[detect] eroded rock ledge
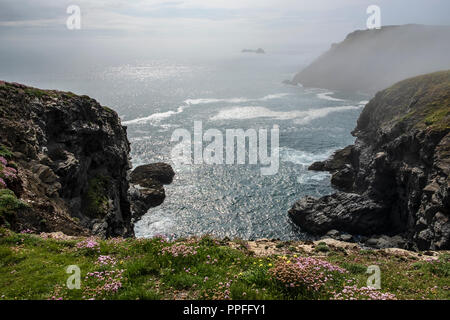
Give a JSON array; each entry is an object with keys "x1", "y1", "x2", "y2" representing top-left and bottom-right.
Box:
[
  {"x1": 0, "y1": 81, "x2": 173, "y2": 238},
  {"x1": 128, "y1": 163, "x2": 175, "y2": 222},
  {"x1": 289, "y1": 71, "x2": 450, "y2": 250}
]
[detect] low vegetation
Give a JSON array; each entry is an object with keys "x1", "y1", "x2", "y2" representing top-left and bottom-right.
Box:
[
  {"x1": 0, "y1": 229, "x2": 448, "y2": 300},
  {"x1": 82, "y1": 176, "x2": 110, "y2": 218}
]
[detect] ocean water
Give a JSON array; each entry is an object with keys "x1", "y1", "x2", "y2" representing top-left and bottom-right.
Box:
[{"x1": 0, "y1": 54, "x2": 370, "y2": 240}]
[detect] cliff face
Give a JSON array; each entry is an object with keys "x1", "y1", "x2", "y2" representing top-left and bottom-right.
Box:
[
  {"x1": 0, "y1": 81, "x2": 172, "y2": 237},
  {"x1": 292, "y1": 25, "x2": 450, "y2": 93},
  {"x1": 289, "y1": 71, "x2": 450, "y2": 250}
]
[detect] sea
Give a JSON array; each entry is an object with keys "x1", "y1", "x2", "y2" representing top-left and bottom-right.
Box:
[{"x1": 0, "y1": 53, "x2": 370, "y2": 241}]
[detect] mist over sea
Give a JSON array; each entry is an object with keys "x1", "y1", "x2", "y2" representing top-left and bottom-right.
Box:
[{"x1": 0, "y1": 53, "x2": 370, "y2": 240}]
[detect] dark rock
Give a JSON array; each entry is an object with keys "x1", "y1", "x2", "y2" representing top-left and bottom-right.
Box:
[
  {"x1": 308, "y1": 161, "x2": 325, "y2": 171},
  {"x1": 128, "y1": 163, "x2": 175, "y2": 221},
  {"x1": 323, "y1": 229, "x2": 354, "y2": 242},
  {"x1": 289, "y1": 193, "x2": 389, "y2": 235},
  {"x1": 0, "y1": 82, "x2": 133, "y2": 237},
  {"x1": 364, "y1": 235, "x2": 407, "y2": 249},
  {"x1": 289, "y1": 71, "x2": 450, "y2": 250},
  {"x1": 0, "y1": 81, "x2": 174, "y2": 238},
  {"x1": 130, "y1": 163, "x2": 175, "y2": 185},
  {"x1": 326, "y1": 229, "x2": 340, "y2": 238},
  {"x1": 330, "y1": 166, "x2": 355, "y2": 191},
  {"x1": 309, "y1": 145, "x2": 355, "y2": 173},
  {"x1": 339, "y1": 233, "x2": 353, "y2": 242}
]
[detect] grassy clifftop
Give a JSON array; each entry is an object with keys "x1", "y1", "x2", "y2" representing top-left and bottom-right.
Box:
[
  {"x1": 0, "y1": 229, "x2": 449, "y2": 300},
  {"x1": 356, "y1": 70, "x2": 450, "y2": 135}
]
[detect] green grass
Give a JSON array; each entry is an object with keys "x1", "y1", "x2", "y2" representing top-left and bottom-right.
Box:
[
  {"x1": 366, "y1": 70, "x2": 450, "y2": 134},
  {"x1": 0, "y1": 189, "x2": 28, "y2": 226},
  {"x1": 0, "y1": 230, "x2": 448, "y2": 300},
  {"x1": 423, "y1": 105, "x2": 450, "y2": 130},
  {"x1": 0, "y1": 145, "x2": 12, "y2": 159},
  {"x1": 315, "y1": 242, "x2": 330, "y2": 253},
  {"x1": 82, "y1": 176, "x2": 110, "y2": 218},
  {"x1": 102, "y1": 106, "x2": 116, "y2": 114},
  {"x1": 23, "y1": 87, "x2": 54, "y2": 99}
]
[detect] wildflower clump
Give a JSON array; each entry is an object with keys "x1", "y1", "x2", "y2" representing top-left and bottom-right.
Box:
[
  {"x1": 333, "y1": 286, "x2": 397, "y2": 300},
  {"x1": 161, "y1": 243, "x2": 198, "y2": 258},
  {"x1": 96, "y1": 255, "x2": 117, "y2": 267},
  {"x1": 0, "y1": 156, "x2": 17, "y2": 189},
  {"x1": 0, "y1": 154, "x2": 26, "y2": 226},
  {"x1": 83, "y1": 269, "x2": 125, "y2": 299},
  {"x1": 269, "y1": 256, "x2": 347, "y2": 299},
  {"x1": 76, "y1": 237, "x2": 100, "y2": 253}
]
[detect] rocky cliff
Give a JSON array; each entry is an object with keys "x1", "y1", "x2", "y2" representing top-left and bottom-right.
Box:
[
  {"x1": 289, "y1": 71, "x2": 450, "y2": 250},
  {"x1": 291, "y1": 25, "x2": 450, "y2": 93},
  {"x1": 0, "y1": 81, "x2": 173, "y2": 237}
]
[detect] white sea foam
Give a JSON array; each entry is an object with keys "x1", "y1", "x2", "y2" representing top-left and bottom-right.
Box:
[
  {"x1": 129, "y1": 135, "x2": 154, "y2": 142},
  {"x1": 316, "y1": 91, "x2": 346, "y2": 102},
  {"x1": 123, "y1": 93, "x2": 291, "y2": 125},
  {"x1": 134, "y1": 210, "x2": 175, "y2": 238},
  {"x1": 297, "y1": 172, "x2": 331, "y2": 184},
  {"x1": 359, "y1": 100, "x2": 370, "y2": 105},
  {"x1": 184, "y1": 93, "x2": 290, "y2": 105},
  {"x1": 122, "y1": 106, "x2": 185, "y2": 125},
  {"x1": 293, "y1": 105, "x2": 362, "y2": 125},
  {"x1": 279, "y1": 147, "x2": 334, "y2": 166},
  {"x1": 210, "y1": 105, "x2": 362, "y2": 123}
]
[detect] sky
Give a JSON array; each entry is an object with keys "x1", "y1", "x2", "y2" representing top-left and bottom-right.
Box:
[{"x1": 0, "y1": 0, "x2": 449, "y2": 69}]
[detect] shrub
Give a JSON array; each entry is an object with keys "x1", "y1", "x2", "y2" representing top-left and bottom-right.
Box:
[
  {"x1": 239, "y1": 267, "x2": 271, "y2": 288},
  {"x1": 0, "y1": 145, "x2": 12, "y2": 159},
  {"x1": 83, "y1": 176, "x2": 110, "y2": 218},
  {"x1": 315, "y1": 242, "x2": 330, "y2": 253},
  {"x1": 342, "y1": 262, "x2": 367, "y2": 274},
  {"x1": 269, "y1": 256, "x2": 347, "y2": 299},
  {"x1": 75, "y1": 237, "x2": 100, "y2": 256},
  {"x1": 0, "y1": 189, "x2": 28, "y2": 224},
  {"x1": 161, "y1": 243, "x2": 198, "y2": 258},
  {"x1": 0, "y1": 155, "x2": 18, "y2": 189},
  {"x1": 83, "y1": 269, "x2": 125, "y2": 299},
  {"x1": 333, "y1": 285, "x2": 397, "y2": 300},
  {"x1": 414, "y1": 255, "x2": 450, "y2": 277}
]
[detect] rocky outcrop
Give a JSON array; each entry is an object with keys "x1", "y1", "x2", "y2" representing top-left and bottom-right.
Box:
[
  {"x1": 130, "y1": 163, "x2": 175, "y2": 185},
  {"x1": 0, "y1": 81, "x2": 173, "y2": 237},
  {"x1": 289, "y1": 71, "x2": 450, "y2": 250},
  {"x1": 128, "y1": 163, "x2": 175, "y2": 221},
  {"x1": 290, "y1": 193, "x2": 389, "y2": 235},
  {"x1": 291, "y1": 25, "x2": 450, "y2": 93}
]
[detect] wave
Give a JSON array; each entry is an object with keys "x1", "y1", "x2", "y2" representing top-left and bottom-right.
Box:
[
  {"x1": 122, "y1": 106, "x2": 185, "y2": 125},
  {"x1": 297, "y1": 172, "x2": 331, "y2": 184},
  {"x1": 184, "y1": 93, "x2": 291, "y2": 105},
  {"x1": 124, "y1": 93, "x2": 292, "y2": 125},
  {"x1": 134, "y1": 210, "x2": 176, "y2": 238},
  {"x1": 210, "y1": 105, "x2": 362, "y2": 123},
  {"x1": 279, "y1": 147, "x2": 333, "y2": 166},
  {"x1": 293, "y1": 105, "x2": 362, "y2": 124},
  {"x1": 316, "y1": 91, "x2": 346, "y2": 102}
]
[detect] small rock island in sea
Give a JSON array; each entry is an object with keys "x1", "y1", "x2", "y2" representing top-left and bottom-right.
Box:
[{"x1": 241, "y1": 48, "x2": 265, "y2": 54}]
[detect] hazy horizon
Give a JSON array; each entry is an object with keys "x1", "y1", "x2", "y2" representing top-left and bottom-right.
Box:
[{"x1": 1, "y1": 0, "x2": 449, "y2": 78}]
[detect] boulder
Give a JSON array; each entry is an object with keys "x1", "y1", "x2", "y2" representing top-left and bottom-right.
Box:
[
  {"x1": 128, "y1": 163, "x2": 175, "y2": 221},
  {"x1": 130, "y1": 163, "x2": 175, "y2": 185},
  {"x1": 289, "y1": 193, "x2": 389, "y2": 235}
]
